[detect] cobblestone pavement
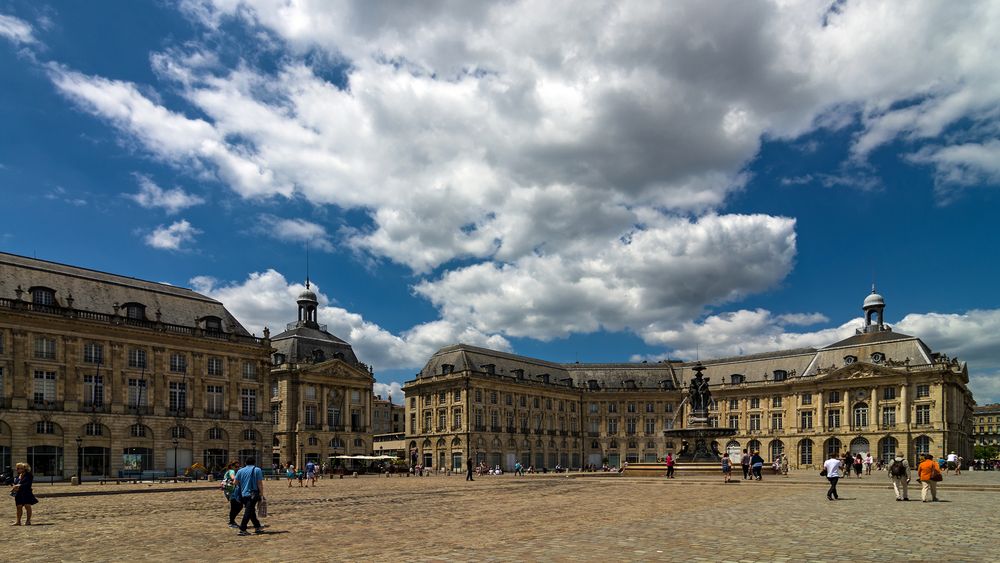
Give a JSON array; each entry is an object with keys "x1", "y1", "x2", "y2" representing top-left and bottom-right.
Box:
[{"x1": 4, "y1": 470, "x2": 999, "y2": 561}]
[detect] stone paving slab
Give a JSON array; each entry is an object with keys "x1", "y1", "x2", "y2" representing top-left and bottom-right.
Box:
[{"x1": 3, "y1": 471, "x2": 998, "y2": 561}]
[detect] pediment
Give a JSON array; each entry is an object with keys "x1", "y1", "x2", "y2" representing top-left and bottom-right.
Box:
[
  {"x1": 821, "y1": 362, "x2": 903, "y2": 381},
  {"x1": 297, "y1": 359, "x2": 373, "y2": 381}
]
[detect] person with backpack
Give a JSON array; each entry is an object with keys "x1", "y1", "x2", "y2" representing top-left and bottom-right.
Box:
[
  {"x1": 887, "y1": 452, "x2": 910, "y2": 501},
  {"x1": 222, "y1": 460, "x2": 243, "y2": 527}
]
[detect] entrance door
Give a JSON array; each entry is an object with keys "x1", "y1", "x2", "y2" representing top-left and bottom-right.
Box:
[
  {"x1": 726, "y1": 441, "x2": 742, "y2": 460},
  {"x1": 165, "y1": 448, "x2": 193, "y2": 475}
]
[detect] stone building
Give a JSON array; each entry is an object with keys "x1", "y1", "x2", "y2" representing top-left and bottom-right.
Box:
[
  {"x1": 971, "y1": 403, "x2": 1000, "y2": 448},
  {"x1": 403, "y1": 288, "x2": 974, "y2": 470},
  {"x1": 268, "y1": 282, "x2": 375, "y2": 469},
  {"x1": 0, "y1": 252, "x2": 272, "y2": 478},
  {"x1": 373, "y1": 395, "x2": 405, "y2": 435}
]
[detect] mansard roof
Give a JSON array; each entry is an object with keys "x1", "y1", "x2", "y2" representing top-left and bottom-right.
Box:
[
  {"x1": 0, "y1": 251, "x2": 251, "y2": 335},
  {"x1": 270, "y1": 323, "x2": 359, "y2": 366}
]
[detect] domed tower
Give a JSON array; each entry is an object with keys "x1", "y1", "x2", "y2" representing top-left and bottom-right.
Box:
[
  {"x1": 862, "y1": 284, "x2": 886, "y2": 333},
  {"x1": 296, "y1": 280, "x2": 319, "y2": 328}
]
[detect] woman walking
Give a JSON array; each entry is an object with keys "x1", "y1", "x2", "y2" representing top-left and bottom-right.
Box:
[
  {"x1": 285, "y1": 463, "x2": 295, "y2": 487},
  {"x1": 853, "y1": 454, "x2": 863, "y2": 478},
  {"x1": 721, "y1": 453, "x2": 732, "y2": 483},
  {"x1": 10, "y1": 463, "x2": 38, "y2": 525},
  {"x1": 917, "y1": 453, "x2": 943, "y2": 502},
  {"x1": 223, "y1": 461, "x2": 243, "y2": 528},
  {"x1": 823, "y1": 454, "x2": 843, "y2": 501}
]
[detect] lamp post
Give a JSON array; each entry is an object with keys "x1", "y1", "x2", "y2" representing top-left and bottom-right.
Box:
[
  {"x1": 172, "y1": 437, "x2": 179, "y2": 480},
  {"x1": 76, "y1": 436, "x2": 83, "y2": 485},
  {"x1": 252, "y1": 440, "x2": 257, "y2": 465}
]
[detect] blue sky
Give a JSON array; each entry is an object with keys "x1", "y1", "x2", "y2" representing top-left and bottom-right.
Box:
[{"x1": 2, "y1": 1, "x2": 1000, "y2": 403}]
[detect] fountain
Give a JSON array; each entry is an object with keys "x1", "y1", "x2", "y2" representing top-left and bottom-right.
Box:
[{"x1": 621, "y1": 363, "x2": 736, "y2": 476}]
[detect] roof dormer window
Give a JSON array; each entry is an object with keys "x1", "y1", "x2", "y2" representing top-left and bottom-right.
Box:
[
  {"x1": 730, "y1": 374, "x2": 745, "y2": 385},
  {"x1": 773, "y1": 370, "x2": 787, "y2": 382},
  {"x1": 203, "y1": 316, "x2": 222, "y2": 332},
  {"x1": 31, "y1": 287, "x2": 56, "y2": 306},
  {"x1": 123, "y1": 302, "x2": 146, "y2": 320},
  {"x1": 844, "y1": 355, "x2": 857, "y2": 365},
  {"x1": 870, "y1": 352, "x2": 885, "y2": 364}
]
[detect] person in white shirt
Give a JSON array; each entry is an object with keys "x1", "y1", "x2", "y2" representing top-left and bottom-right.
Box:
[
  {"x1": 946, "y1": 452, "x2": 959, "y2": 475},
  {"x1": 823, "y1": 455, "x2": 844, "y2": 501}
]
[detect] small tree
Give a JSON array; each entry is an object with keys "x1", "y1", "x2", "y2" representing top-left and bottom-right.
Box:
[{"x1": 974, "y1": 444, "x2": 999, "y2": 460}]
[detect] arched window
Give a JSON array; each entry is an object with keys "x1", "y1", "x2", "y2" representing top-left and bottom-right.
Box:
[
  {"x1": 122, "y1": 302, "x2": 146, "y2": 320},
  {"x1": 799, "y1": 439, "x2": 814, "y2": 465},
  {"x1": 30, "y1": 287, "x2": 56, "y2": 306},
  {"x1": 853, "y1": 402, "x2": 869, "y2": 428},
  {"x1": 130, "y1": 424, "x2": 148, "y2": 438},
  {"x1": 825, "y1": 437, "x2": 842, "y2": 459},
  {"x1": 203, "y1": 316, "x2": 222, "y2": 332},
  {"x1": 590, "y1": 440, "x2": 599, "y2": 449},
  {"x1": 307, "y1": 436, "x2": 319, "y2": 446},
  {"x1": 769, "y1": 440, "x2": 784, "y2": 461},
  {"x1": 85, "y1": 422, "x2": 103, "y2": 436},
  {"x1": 329, "y1": 438, "x2": 344, "y2": 448},
  {"x1": 914, "y1": 435, "x2": 931, "y2": 456},
  {"x1": 609, "y1": 440, "x2": 618, "y2": 449},
  {"x1": 242, "y1": 429, "x2": 257, "y2": 442},
  {"x1": 170, "y1": 426, "x2": 188, "y2": 439},
  {"x1": 208, "y1": 427, "x2": 224, "y2": 440},
  {"x1": 747, "y1": 439, "x2": 761, "y2": 454},
  {"x1": 849, "y1": 437, "x2": 869, "y2": 456}
]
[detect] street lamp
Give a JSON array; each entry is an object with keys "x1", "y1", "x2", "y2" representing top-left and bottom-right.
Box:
[
  {"x1": 76, "y1": 436, "x2": 83, "y2": 484},
  {"x1": 172, "y1": 437, "x2": 179, "y2": 480}
]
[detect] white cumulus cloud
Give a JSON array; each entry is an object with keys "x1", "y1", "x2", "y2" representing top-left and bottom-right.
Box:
[
  {"x1": 127, "y1": 174, "x2": 205, "y2": 214},
  {"x1": 255, "y1": 214, "x2": 334, "y2": 251},
  {"x1": 145, "y1": 219, "x2": 201, "y2": 250},
  {"x1": 0, "y1": 13, "x2": 36, "y2": 45}
]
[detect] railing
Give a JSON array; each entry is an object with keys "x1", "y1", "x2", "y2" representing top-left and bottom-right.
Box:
[
  {"x1": 206, "y1": 410, "x2": 226, "y2": 419},
  {"x1": 30, "y1": 401, "x2": 64, "y2": 411},
  {"x1": 240, "y1": 414, "x2": 263, "y2": 422},
  {"x1": 127, "y1": 406, "x2": 151, "y2": 415},
  {"x1": 0, "y1": 297, "x2": 268, "y2": 346},
  {"x1": 305, "y1": 424, "x2": 323, "y2": 431},
  {"x1": 168, "y1": 408, "x2": 192, "y2": 417},
  {"x1": 80, "y1": 404, "x2": 110, "y2": 414},
  {"x1": 451, "y1": 424, "x2": 463, "y2": 431}
]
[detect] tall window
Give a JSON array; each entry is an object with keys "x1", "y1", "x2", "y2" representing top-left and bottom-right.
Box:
[
  {"x1": 750, "y1": 398, "x2": 760, "y2": 409},
  {"x1": 882, "y1": 386, "x2": 896, "y2": 400},
  {"x1": 626, "y1": 417, "x2": 638, "y2": 435},
  {"x1": 128, "y1": 379, "x2": 148, "y2": 406},
  {"x1": 169, "y1": 382, "x2": 187, "y2": 412},
  {"x1": 475, "y1": 389, "x2": 482, "y2": 402},
  {"x1": 800, "y1": 410, "x2": 813, "y2": 429},
  {"x1": 490, "y1": 391, "x2": 498, "y2": 404},
  {"x1": 327, "y1": 407, "x2": 341, "y2": 428},
  {"x1": 608, "y1": 402, "x2": 618, "y2": 413},
  {"x1": 207, "y1": 357, "x2": 224, "y2": 376},
  {"x1": 439, "y1": 410, "x2": 447, "y2": 429},
  {"x1": 627, "y1": 402, "x2": 636, "y2": 413},
  {"x1": 85, "y1": 422, "x2": 102, "y2": 436},
  {"x1": 772, "y1": 396, "x2": 782, "y2": 407},
  {"x1": 645, "y1": 402, "x2": 655, "y2": 413},
  {"x1": 749, "y1": 414, "x2": 761, "y2": 431},
  {"x1": 827, "y1": 409, "x2": 841, "y2": 429},
  {"x1": 241, "y1": 388, "x2": 257, "y2": 416},
  {"x1": 801, "y1": 393, "x2": 812, "y2": 405},
  {"x1": 453, "y1": 389, "x2": 462, "y2": 402},
  {"x1": 34, "y1": 337, "x2": 56, "y2": 360},
  {"x1": 853, "y1": 403, "x2": 869, "y2": 427},
  {"x1": 771, "y1": 413, "x2": 783, "y2": 430},
  {"x1": 242, "y1": 362, "x2": 257, "y2": 380},
  {"x1": 607, "y1": 418, "x2": 619, "y2": 434},
  {"x1": 32, "y1": 370, "x2": 56, "y2": 404},
  {"x1": 644, "y1": 418, "x2": 656, "y2": 434},
  {"x1": 828, "y1": 390, "x2": 841, "y2": 403},
  {"x1": 305, "y1": 405, "x2": 317, "y2": 426},
  {"x1": 304, "y1": 386, "x2": 317, "y2": 400},
  {"x1": 799, "y1": 439, "x2": 813, "y2": 465},
  {"x1": 454, "y1": 409, "x2": 462, "y2": 428},
  {"x1": 83, "y1": 374, "x2": 104, "y2": 407},
  {"x1": 271, "y1": 405, "x2": 280, "y2": 425},
  {"x1": 728, "y1": 415, "x2": 739, "y2": 429},
  {"x1": 206, "y1": 385, "x2": 224, "y2": 414},
  {"x1": 728, "y1": 399, "x2": 738, "y2": 410},
  {"x1": 128, "y1": 348, "x2": 147, "y2": 369},
  {"x1": 169, "y1": 353, "x2": 187, "y2": 373},
  {"x1": 208, "y1": 427, "x2": 224, "y2": 440},
  {"x1": 270, "y1": 381, "x2": 278, "y2": 398},
  {"x1": 916, "y1": 404, "x2": 931, "y2": 425},
  {"x1": 916, "y1": 384, "x2": 930, "y2": 398},
  {"x1": 36, "y1": 421, "x2": 55, "y2": 434},
  {"x1": 130, "y1": 424, "x2": 147, "y2": 437},
  {"x1": 882, "y1": 406, "x2": 897, "y2": 426},
  {"x1": 914, "y1": 435, "x2": 931, "y2": 456},
  {"x1": 423, "y1": 412, "x2": 431, "y2": 432},
  {"x1": 83, "y1": 342, "x2": 103, "y2": 364}
]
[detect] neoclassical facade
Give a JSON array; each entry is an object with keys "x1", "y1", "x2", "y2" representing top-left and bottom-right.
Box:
[
  {"x1": 972, "y1": 403, "x2": 1000, "y2": 448},
  {"x1": 0, "y1": 252, "x2": 272, "y2": 478},
  {"x1": 403, "y1": 289, "x2": 974, "y2": 470},
  {"x1": 269, "y1": 284, "x2": 375, "y2": 468}
]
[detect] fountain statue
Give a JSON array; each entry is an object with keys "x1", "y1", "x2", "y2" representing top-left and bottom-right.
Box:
[{"x1": 665, "y1": 363, "x2": 736, "y2": 463}]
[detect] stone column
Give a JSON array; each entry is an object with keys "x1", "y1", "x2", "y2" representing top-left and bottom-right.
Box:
[
  {"x1": 900, "y1": 384, "x2": 909, "y2": 426},
  {"x1": 870, "y1": 387, "x2": 878, "y2": 431},
  {"x1": 190, "y1": 352, "x2": 204, "y2": 417},
  {"x1": 817, "y1": 390, "x2": 825, "y2": 432},
  {"x1": 63, "y1": 336, "x2": 79, "y2": 409}
]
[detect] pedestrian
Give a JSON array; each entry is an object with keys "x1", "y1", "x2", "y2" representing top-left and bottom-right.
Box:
[
  {"x1": 740, "y1": 449, "x2": 750, "y2": 480},
  {"x1": 223, "y1": 461, "x2": 243, "y2": 528},
  {"x1": 917, "y1": 453, "x2": 942, "y2": 502},
  {"x1": 721, "y1": 453, "x2": 732, "y2": 483},
  {"x1": 10, "y1": 462, "x2": 38, "y2": 525},
  {"x1": 750, "y1": 451, "x2": 764, "y2": 480},
  {"x1": 822, "y1": 453, "x2": 843, "y2": 501},
  {"x1": 780, "y1": 454, "x2": 789, "y2": 476},
  {"x1": 956, "y1": 455, "x2": 963, "y2": 475},
  {"x1": 466, "y1": 457, "x2": 474, "y2": 481},
  {"x1": 232, "y1": 457, "x2": 265, "y2": 536},
  {"x1": 285, "y1": 463, "x2": 295, "y2": 487},
  {"x1": 841, "y1": 451, "x2": 853, "y2": 478},
  {"x1": 305, "y1": 460, "x2": 316, "y2": 487},
  {"x1": 864, "y1": 453, "x2": 873, "y2": 475},
  {"x1": 665, "y1": 452, "x2": 675, "y2": 478},
  {"x1": 853, "y1": 453, "x2": 863, "y2": 478},
  {"x1": 887, "y1": 452, "x2": 910, "y2": 501},
  {"x1": 296, "y1": 466, "x2": 304, "y2": 487},
  {"x1": 945, "y1": 451, "x2": 959, "y2": 475}
]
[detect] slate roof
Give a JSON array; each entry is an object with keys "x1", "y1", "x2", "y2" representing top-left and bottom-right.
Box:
[
  {"x1": 0, "y1": 251, "x2": 251, "y2": 335},
  {"x1": 270, "y1": 323, "x2": 359, "y2": 365}
]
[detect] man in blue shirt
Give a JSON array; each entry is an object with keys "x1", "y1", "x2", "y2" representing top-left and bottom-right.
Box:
[
  {"x1": 233, "y1": 457, "x2": 265, "y2": 535},
  {"x1": 306, "y1": 460, "x2": 316, "y2": 487}
]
